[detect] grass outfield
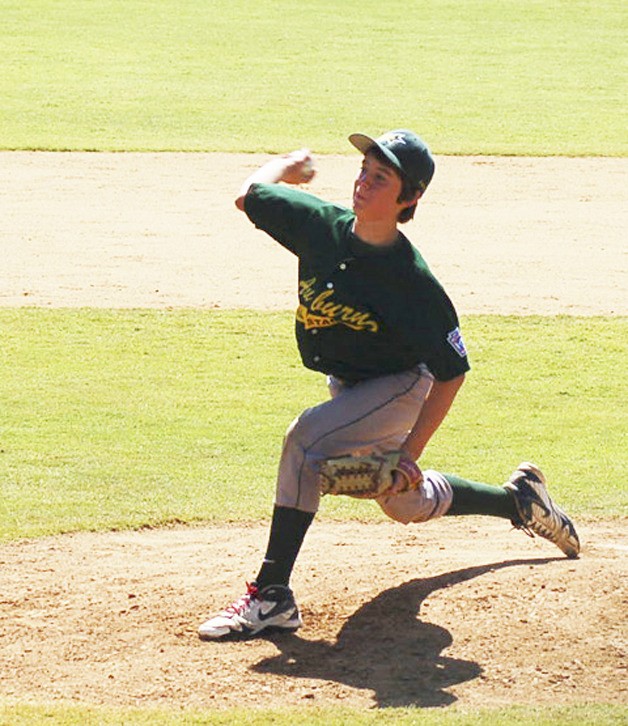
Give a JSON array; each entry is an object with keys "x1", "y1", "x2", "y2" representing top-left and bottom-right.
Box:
[
  {"x1": 1, "y1": 309, "x2": 625, "y2": 542},
  {"x1": 2, "y1": 0, "x2": 626, "y2": 155}
]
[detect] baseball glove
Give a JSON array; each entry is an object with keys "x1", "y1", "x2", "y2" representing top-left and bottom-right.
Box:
[{"x1": 319, "y1": 450, "x2": 423, "y2": 498}]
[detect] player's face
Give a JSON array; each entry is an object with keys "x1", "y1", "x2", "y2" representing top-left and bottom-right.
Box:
[{"x1": 352, "y1": 152, "x2": 405, "y2": 222}]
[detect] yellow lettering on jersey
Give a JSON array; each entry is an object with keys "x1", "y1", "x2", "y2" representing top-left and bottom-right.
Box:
[
  {"x1": 297, "y1": 278, "x2": 378, "y2": 333},
  {"x1": 299, "y1": 277, "x2": 317, "y2": 303}
]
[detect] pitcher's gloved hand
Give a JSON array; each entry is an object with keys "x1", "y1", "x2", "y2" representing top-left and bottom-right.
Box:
[{"x1": 319, "y1": 451, "x2": 423, "y2": 498}]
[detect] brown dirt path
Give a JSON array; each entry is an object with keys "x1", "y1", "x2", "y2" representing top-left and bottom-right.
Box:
[
  {"x1": 1, "y1": 153, "x2": 626, "y2": 315},
  {"x1": 0, "y1": 153, "x2": 626, "y2": 712}
]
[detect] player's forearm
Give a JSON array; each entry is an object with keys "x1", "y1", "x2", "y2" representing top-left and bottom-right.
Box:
[
  {"x1": 235, "y1": 150, "x2": 315, "y2": 210},
  {"x1": 235, "y1": 158, "x2": 292, "y2": 210},
  {"x1": 401, "y1": 374, "x2": 465, "y2": 461}
]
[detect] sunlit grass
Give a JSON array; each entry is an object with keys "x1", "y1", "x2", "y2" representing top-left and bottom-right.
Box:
[
  {"x1": 1, "y1": 309, "x2": 625, "y2": 541},
  {"x1": 2, "y1": 0, "x2": 625, "y2": 154}
]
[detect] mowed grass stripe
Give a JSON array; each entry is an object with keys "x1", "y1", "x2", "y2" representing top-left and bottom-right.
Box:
[
  {"x1": 2, "y1": 0, "x2": 625, "y2": 154},
  {"x1": 1, "y1": 309, "x2": 625, "y2": 541}
]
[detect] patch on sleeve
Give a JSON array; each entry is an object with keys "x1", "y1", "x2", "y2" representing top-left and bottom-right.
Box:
[{"x1": 447, "y1": 327, "x2": 468, "y2": 358}]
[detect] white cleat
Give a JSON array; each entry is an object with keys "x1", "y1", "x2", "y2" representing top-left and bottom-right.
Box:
[{"x1": 198, "y1": 582, "x2": 302, "y2": 641}]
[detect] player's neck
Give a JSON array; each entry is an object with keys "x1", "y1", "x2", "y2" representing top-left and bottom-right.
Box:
[{"x1": 352, "y1": 218, "x2": 400, "y2": 247}]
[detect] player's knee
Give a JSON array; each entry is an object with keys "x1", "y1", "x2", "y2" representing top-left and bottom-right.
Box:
[
  {"x1": 377, "y1": 470, "x2": 453, "y2": 524},
  {"x1": 378, "y1": 496, "x2": 416, "y2": 525},
  {"x1": 387, "y1": 510, "x2": 414, "y2": 525},
  {"x1": 281, "y1": 416, "x2": 308, "y2": 456},
  {"x1": 283, "y1": 406, "x2": 318, "y2": 449}
]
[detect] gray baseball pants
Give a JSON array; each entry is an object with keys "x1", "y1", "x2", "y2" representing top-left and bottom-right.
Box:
[{"x1": 275, "y1": 365, "x2": 454, "y2": 523}]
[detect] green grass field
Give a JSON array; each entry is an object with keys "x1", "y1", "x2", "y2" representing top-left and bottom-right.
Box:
[
  {"x1": 1, "y1": 310, "x2": 625, "y2": 542},
  {"x1": 2, "y1": 0, "x2": 626, "y2": 154}
]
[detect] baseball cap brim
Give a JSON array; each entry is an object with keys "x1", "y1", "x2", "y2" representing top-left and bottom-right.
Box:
[{"x1": 348, "y1": 133, "x2": 406, "y2": 177}]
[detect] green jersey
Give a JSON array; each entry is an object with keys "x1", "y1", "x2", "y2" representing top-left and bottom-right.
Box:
[{"x1": 245, "y1": 183, "x2": 469, "y2": 383}]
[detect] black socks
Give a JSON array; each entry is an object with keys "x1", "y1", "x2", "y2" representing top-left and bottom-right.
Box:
[{"x1": 255, "y1": 505, "x2": 315, "y2": 589}]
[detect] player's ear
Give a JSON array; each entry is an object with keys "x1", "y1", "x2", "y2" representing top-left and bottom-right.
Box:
[
  {"x1": 401, "y1": 189, "x2": 422, "y2": 210},
  {"x1": 410, "y1": 189, "x2": 423, "y2": 205}
]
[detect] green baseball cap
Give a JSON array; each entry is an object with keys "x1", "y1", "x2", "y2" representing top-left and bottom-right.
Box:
[{"x1": 348, "y1": 129, "x2": 435, "y2": 193}]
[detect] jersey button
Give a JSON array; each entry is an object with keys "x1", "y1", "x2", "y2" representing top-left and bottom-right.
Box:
[
  {"x1": 326, "y1": 282, "x2": 334, "y2": 289},
  {"x1": 313, "y1": 355, "x2": 321, "y2": 363},
  {"x1": 339, "y1": 262, "x2": 347, "y2": 271},
  {"x1": 311, "y1": 329, "x2": 318, "y2": 335}
]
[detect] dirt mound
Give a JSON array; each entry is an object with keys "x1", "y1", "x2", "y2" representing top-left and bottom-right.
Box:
[{"x1": 1, "y1": 519, "x2": 625, "y2": 709}]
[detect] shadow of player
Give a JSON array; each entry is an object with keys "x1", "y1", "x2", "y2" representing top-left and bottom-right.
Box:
[{"x1": 252, "y1": 557, "x2": 559, "y2": 707}]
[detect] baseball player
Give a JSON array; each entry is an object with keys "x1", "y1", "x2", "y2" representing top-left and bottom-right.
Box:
[{"x1": 198, "y1": 129, "x2": 580, "y2": 641}]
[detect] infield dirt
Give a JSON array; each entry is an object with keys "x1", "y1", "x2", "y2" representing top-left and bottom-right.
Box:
[{"x1": 0, "y1": 153, "x2": 626, "y2": 712}]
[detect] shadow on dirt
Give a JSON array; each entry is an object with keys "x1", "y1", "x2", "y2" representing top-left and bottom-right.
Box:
[{"x1": 252, "y1": 557, "x2": 559, "y2": 707}]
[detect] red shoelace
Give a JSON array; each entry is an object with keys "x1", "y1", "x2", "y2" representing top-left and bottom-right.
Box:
[{"x1": 224, "y1": 582, "x2": 259, "y2": 615}]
